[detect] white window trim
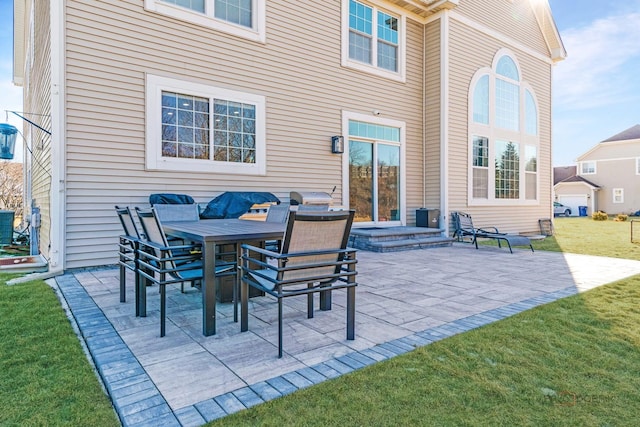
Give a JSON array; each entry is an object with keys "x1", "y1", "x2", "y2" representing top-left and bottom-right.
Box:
[
  {"x1": 613, "y1": 188, "x2": 624, "y2": 204},
  {"x1": 340, "y1": 0, "x2": 407, "y2": 83},
  {"x1": 144, "y1": 0, "x2": 266, "y2": 43},
  {"x1": 467, "y1": 49, "x2": 539, "y2": 206},
  {"x1": 341, "y1": 110, "x2": 406, "y2": 226},
  {"x1": 580, "y1": 161, "x2": 596, "y2": 175},
  {"x1": 145, "y1": 74, "x2": 266, "y2": 175}
]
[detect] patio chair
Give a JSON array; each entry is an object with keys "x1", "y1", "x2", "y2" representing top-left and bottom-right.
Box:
[
  {"x1": 264, "y1": 203, "x2": 290, "y2": 252},
  {"x1": 152, "y1": 203, "x2": 200, "y2": 245},
  {"x1": 115, "y1": 206, "x2": 142, "y2": 308},
  {"x1": 452, "y1": 211, "x2": 533, "y2": 253},
  {"x1": 153, "y1": 203, "x2": 200, "y2": 222},
  {"x1": 135, "y1": 207, "x2": 235, "y2": 337},
  {"x1": 240, "y1": 210, "x2": 357, "y2": 358},
  {"x1": 266, "y1": 203, "x2": 291, "y2": 223},
  {"x1": 538, "y1": 218, "x2": 554, "y2": 236},
  {"x1": 154, "y1": 202, "x2": 239, "y2": 301}
]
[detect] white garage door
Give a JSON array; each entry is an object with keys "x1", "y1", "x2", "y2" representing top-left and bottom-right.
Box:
[{"x1": 558, "y1": 195, "x2": 588, "y2": 217}]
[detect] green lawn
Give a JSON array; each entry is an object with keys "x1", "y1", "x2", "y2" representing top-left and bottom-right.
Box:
[
  {"x1": 212, "y1": 276, "x2": 640, "y2": 426},
  {"x1": 481, "y1": 216, "x2": 640, "y2": 261},
  {"x1": 547, "y1": 216, "x2": 640, "y2": 261},
  {"x1": 2, "y1": 217, "x2": 640, "y2": 426},
  {"x1": 0, "y1": 275, "x2": 119, "y2": 426},
  {"x1": 211, "y1": 218, "x2": 640, "y2": 426}
]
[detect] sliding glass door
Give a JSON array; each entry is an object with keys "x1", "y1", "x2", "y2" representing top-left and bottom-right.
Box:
[{"x1": 347, "y1": 119, "x2": 402, "y2": 224}]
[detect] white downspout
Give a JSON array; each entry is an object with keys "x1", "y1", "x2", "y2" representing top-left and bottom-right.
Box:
[
  {"x1": 440, "y1": 12, "x2": 450, "y2": 235},
  {"x1": 422, "y1": 22, "x2": 427, "y2": 209},
  {"x1": 49, "y1": 0, "x2": 65, "y2": 273}
]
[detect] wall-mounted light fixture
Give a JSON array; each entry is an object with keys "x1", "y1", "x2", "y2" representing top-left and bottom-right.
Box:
[{"x1": 331, "y1": 135, "x2": 344, "y2": 154}]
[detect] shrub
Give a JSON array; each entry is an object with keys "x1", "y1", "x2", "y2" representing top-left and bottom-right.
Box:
[
  {"x1": 592, "y1": 211, "x2": 608, "y2": 221},
  {"x1": 615, "y1": 214, "x2": 629, "y2": 222}
]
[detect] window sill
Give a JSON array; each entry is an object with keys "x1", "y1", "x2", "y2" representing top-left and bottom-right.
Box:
[{"x1": 341, "y1": 61, "x2": 406, "y2": 83}]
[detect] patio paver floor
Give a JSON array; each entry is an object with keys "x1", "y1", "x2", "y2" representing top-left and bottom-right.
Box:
[{"x1": 52, "y1": 244, "x2": 640, "y2": 426}]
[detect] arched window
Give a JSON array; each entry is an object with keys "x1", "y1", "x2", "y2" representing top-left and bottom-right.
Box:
[{"x1": 468, "y1": 49, "x2": 539, "y2": 204}]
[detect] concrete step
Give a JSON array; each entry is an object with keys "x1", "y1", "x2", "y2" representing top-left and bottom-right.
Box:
[
  {"x1": 349, "y1": 226, "x2": 454, "y2": 252},
  {"x1": 352, "y1": 237, "x2": 454, "y2": 253}
]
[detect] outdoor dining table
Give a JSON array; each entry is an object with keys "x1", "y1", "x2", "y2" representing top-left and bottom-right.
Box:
[{"x1": 163, "y1": 218, "x2": 286, "y2": 336}]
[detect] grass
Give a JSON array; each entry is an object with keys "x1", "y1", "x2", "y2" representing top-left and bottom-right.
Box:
[
  {"x1": 2, "y1": 217, "x2": 640, "y2": 426},
  {"x1": 210, "y1": 217, "x2": 640, "y2": 426},
  {"x1": 479, "y1": 216, "x2": 640, "y2": 261},
  {"x1": 0, "y1": 274, "x2": 119, "y2": 426},
  {"x1": 212, "y1": 276, "x2": 640, "y2": 426},
  {"x1": 549, "y1": 217, "x2": 640, "y2": 260}
]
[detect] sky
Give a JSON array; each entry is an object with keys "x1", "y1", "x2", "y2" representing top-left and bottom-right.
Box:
[
  {"x1": 548, "y1": 0, "x2": 640, "y2": 165},
  {"x1": 0, "y1": 0, "x2": 23, "y2": 161},
  {"x1": 0, "y1": 0, "x2": 639, "y2": 165}
]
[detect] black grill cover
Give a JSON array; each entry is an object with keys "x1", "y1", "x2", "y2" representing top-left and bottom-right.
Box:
[
  {"x1": 149, "y1": 193, "x2": 195, "y2": 205},
  {"x1": 200, "y1": 192, "x2": 280, "y2": 219}
]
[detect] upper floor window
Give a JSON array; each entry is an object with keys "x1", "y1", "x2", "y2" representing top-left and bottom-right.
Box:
[
  {"x1": 146, "y1": 74, "x2": 266, "y2": 175},
  {"x1": 342, "y1": 0, "x2": 406, "y2": 82},
  {"x1": 144, "y1": 0, "x2": 265, "y2": 43},
  {"x1": 525, "y1": 90, "x2": 537, "y2": 135},
  {"x1": 468, "y1": 49, "x2": 538, "y2": 204},
  {"x1": 495, "y1": 56, "x2": 520, "y2": 132},
  {"x1": 580, "y1": 161, "x2": 596, "y2": 175},
  {"x1": 473, "y1": 75, "x2": 489, "y2": 125}
]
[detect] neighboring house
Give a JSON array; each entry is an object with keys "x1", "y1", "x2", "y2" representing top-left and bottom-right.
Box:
[
  {"x1": 555, "y1": 124, "x2": 640, "y2": 216},
  {"x1": 12, "y1": 0, "x2": 565, "y2": 271},
  {"x1": 553, "y1": 165, "x2": 576, "y2": 185}
]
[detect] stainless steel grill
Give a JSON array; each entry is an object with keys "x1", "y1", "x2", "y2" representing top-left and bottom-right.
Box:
[{"x1": 289, "y1": 191, "x2": 333, "y2": 207}]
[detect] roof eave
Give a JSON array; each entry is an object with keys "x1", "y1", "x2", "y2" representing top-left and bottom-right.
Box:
[
  {"x1": 384, "y1": 0, "x2": 459, "y2": 18},
  {"x1": 554, "y1": 181, "x2": 600, "y2": 190},
  {"x1": 532, "y1": 1, "x2": 567, "y2": 63}
]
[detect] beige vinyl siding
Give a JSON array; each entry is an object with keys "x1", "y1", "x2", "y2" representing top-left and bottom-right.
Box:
[
  {"x1": 589, "y1": 158, "x2": 640, "y2": 214},
  {"x1": 579, "y1": 141, "x2": 640, "y2": 162},
  {"x1": 454, "y1": 0, "x2": 549, "y2": 57},
  {"x1": 404, "y1": 18, "x2": 426, "y2": 226},
  {"x1": 64, "y1": 0, "x2": 425, "y2": 268},
  {"x1": 24, "y1": 1, "x2": 53, "y2": 261},
  {"x1": 446, "y1": 17, "x2": 552, "y2": 234},
  {"x1": 424, "y1": 19, "x2": 441, "y2": 209}
]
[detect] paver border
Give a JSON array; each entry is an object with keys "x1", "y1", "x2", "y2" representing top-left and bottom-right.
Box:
[{"x1": 54, "y1": 269, "x2": 579, "y2": 426}]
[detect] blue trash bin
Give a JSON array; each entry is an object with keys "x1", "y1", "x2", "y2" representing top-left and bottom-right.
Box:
[{"x1": 578, "y1": 206, "x2": 587, "y2": 217}]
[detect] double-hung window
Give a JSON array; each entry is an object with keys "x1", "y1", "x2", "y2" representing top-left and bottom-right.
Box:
[
  {"x1": 144, "y1": 0, "x2": 266, "y2": 42},
  {"x1": 468, "y1": 49, "x2": 539, "y2": 204},
  {"x1": 342, "y1": 0, "x2": 406, "y2": 81},
  {"x1": 613, "y1": 188, "x2": 624, "y2": 204},
  {"x1": 580, "y1": 161, "x2": 596, "y2": 175},
  {"x1": 146, "y1": 74, "x2": 266, "y2": 175}
]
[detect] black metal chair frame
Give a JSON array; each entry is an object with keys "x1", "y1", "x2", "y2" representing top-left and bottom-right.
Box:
[
  {"x1": 240, "y1": 210, "x2": 357, "y2": 358},
  {"x1": 452, "y1": 211, "x2": 533, "y2": 253},
  {"x1": 115, "y1": 206, "x2": 141, "y2": 311},
  {"x1": 135, "y1": 207, "x2": 235, "y2": 337}
]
